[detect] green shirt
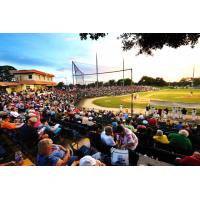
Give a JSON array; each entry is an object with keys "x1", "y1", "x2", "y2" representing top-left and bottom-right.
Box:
[{"x1": 168, "y1": 133, "x2": 192, "y2": 150}]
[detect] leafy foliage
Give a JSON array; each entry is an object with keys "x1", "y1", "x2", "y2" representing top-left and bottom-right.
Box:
[
  {"x1": 79, "y1": 33, "x2": 108, "y2": 40},
  {"x1": 79, "y1": 33, "x2": 200, "y2": 55},
  {"x1": 0, "y1": 65, "x2": 16, "y2": 82},
  {"x1": 138, "y1": 76, "x2": 167, "y2": 86},
  {"x1": 56, "y1": 81, "x2": 65, "y2": 88}
]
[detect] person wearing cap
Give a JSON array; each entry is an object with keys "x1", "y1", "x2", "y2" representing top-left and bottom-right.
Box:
[
  {"x1": 36, "y1": 138, "x2": 77, "y2": 166},
  {"x1": 79, "y1": 155, "x2": 105, "y2": 166},
  {"x1": 153, "y1": 130, "x2": 169, "y2": 144},
  {"x1": 168, "y1": 129, "x2": 192, "y2": 150},
  {"x1": 100, "y1": 126, "x2": 116, "y2": 147}
]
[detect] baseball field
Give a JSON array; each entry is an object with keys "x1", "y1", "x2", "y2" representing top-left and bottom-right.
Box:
[{"x1": 92, "y1": 88, "x2": 200, "y2": 113}]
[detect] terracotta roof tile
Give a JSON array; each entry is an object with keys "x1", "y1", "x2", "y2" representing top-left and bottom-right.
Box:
[{"x1": 10, "y1": 70, "x2": 55, "y2": 77}]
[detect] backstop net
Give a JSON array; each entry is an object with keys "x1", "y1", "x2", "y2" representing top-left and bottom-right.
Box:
[{"x1": 72, "y1": 61, "x2": 132, "y2": 87}]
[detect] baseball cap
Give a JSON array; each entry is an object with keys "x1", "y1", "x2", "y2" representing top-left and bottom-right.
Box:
[
  {"x1": 142, "y1": 120, "x2": 148, "y2": 125},
  {"x1": 79, "y1": 156, "x2": 97, "y2": 166}
]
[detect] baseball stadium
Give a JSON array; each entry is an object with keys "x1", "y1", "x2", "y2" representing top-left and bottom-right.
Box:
[{"x1": 1, "y1": 33, "x2": 200, "y2": 167}]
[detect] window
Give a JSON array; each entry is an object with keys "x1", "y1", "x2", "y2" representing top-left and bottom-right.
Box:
[
  {"x1": 28, "y1": 75, "x2": 32, "y2": 79},
  {"x1": 26, "y1": 85, "x2": 30, "y2": 89}
]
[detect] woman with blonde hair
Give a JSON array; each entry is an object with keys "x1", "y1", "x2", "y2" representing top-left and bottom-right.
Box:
[{"x1": 36, "y1": 138, "x2": 78, "y2": 166}]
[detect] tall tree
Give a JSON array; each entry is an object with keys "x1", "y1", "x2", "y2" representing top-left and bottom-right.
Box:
[
  {"x1": 0, "y1": 65, "x2": 16, "y2": 82},
  {"x1": 108, "y1": 79, "x2": 116, "y2": 86},
  {"x1": 138, "y1": 76, "x2": 167, "y2": 86},
  {"x1": 56, "y1": 81, "x2": 64, "y2": 88},
  {"x1": 79, "y1": 33, "x2": 200, "y2": 55}
]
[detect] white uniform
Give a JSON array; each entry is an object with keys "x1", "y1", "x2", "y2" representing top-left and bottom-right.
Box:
[
  {"x1": 178, "y1": 107, "x2": 182, "y2": 119},
  {"x1": 172, "y1": 107, "x2": 176, "y2": 119},
  {"x1": 175, "y1": 107, "x2": 179, "y2": 119},
  {"x1": 151, "y1": 107, "x2": 155, "y2": 115},
  {"x1": 163, "y1": 110, "x2": 167, "y2": 119},
  {"x1": 192, "y1": 109, "x2": 197, "y2": 121}
]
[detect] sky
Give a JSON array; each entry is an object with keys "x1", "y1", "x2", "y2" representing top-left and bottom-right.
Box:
[{"x1": 0, "y1": 33, "x2": 200, "y2": 84}]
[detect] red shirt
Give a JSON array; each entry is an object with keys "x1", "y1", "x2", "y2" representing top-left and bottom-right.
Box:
[{"x1": 180, "y1": 156, "x2": 200, "y2": 166}]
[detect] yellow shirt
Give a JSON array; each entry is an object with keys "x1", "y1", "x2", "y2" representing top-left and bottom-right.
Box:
[{"x1": 153, "y1": 135, "x2": 169, "y2": 144}]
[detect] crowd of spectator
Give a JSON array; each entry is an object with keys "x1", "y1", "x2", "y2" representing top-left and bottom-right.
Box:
[
  {"x1": 0, "y1": 86, "x2": 200, "y2": 166},
  {"x1": 78, "y1": 85, "x2": 156, "y2": 98}
]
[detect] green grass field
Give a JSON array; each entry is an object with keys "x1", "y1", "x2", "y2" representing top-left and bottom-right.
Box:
[{"x1": 93, "y1": 88, "x2": 200, "y2": 114}]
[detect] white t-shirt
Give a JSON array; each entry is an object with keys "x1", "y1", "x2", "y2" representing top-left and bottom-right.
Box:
[
  {"x1": 100, "y1": 131, "x2": 116, "y2": 146},
  {"x1": 10, "y1": 111, "x2": 19, "y2": 118}
]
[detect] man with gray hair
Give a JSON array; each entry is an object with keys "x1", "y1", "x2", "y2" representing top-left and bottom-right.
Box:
[
  {"x1": 100, "y1": 126, "x2": 116, "y2": 147},
  {"x1": 168, "y1": 129, "x2": 192, "y2": 150}
]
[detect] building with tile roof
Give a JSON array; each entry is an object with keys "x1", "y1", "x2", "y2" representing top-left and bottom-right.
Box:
[{"x1": 0, "y1": 69, "x2": 57, "y2": 93}]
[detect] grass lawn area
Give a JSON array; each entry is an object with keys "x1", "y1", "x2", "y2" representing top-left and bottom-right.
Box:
[
  {"x1": 93, "y1": 88, "x2": 200, "y2": 114},
  {"x1": 138, "y1": 88, "x2": 200, "y2": 103}
]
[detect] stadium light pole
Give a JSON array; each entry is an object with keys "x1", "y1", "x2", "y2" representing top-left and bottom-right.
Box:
[
  {"x1": 131, "y1": 68, "x2": 133, "y2": 117},
  {"x1": 72, "y1": 61, "x2": 75, "y2": 86},
  {"x1": 123, "y1": 58, "x2": 125, "y2": 87},
  {"x1": 192, "y1": 66, "x2": 195, "y2": 88},
  {"x1": 96, "y1": 53, "x2": 99, "y2": 88}
]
